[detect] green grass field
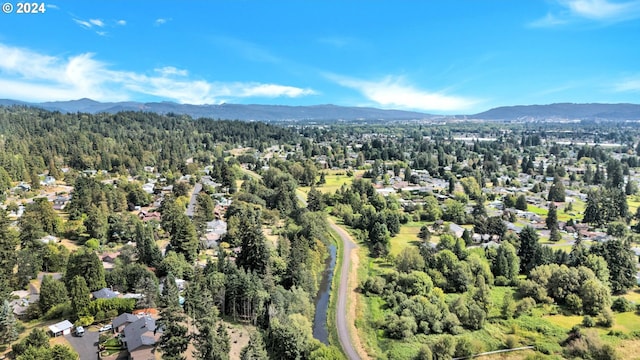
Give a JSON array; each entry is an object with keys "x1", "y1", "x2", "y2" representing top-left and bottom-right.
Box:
[
  {"x1": 299, "y1": 169, "x2": 365, "y2": 195},
  {"x1": 527, "y1": 205, "x2": 548, "y2": 216}
]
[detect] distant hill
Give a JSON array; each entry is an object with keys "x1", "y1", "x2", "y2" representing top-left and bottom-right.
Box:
[
  {"x1": 0, "y1": 98, "x2": 430, "y2": 122},
  {"x1": 472, "y1": 103, "x2": 640, "y2": 121}
]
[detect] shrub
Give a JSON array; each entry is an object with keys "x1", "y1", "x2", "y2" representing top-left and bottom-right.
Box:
[
  {"x1": 515, "y1": 297, "x2": 536, "y2": 317},
  {"x1": 565, "y1": 294, "x2": 583, "y2": 315},
  {"x1": 611, "y1": 297, "x2": 634, "y2": 312},
  {"x1": 596, "y1": 308, "x2": 615, "y2": 328},
  {"x1": 582, "y1": 315, "x2": 595, "y2": 328},
  {"x1": 495, "y1": 276, "x2": 510, "y2": 286},
  {"x1": 454, "y1": 338, "x2": 474, "y2": 358},
  {"x1": 505, "y1": 335, "x2": 517, "y2": 349}
]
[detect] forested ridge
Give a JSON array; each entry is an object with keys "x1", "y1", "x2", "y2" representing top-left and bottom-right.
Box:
[{"x1": 0, "y1": 106, "x2": 298, "y2": 182}]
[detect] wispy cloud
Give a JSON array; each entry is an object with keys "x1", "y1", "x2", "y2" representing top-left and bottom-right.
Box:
[
  {"x1": 614, "y1": 76, "x2": 640, "y2": 91},
  {"x1": 73, "y1": 19, "x2": 92, "y2": 28},
  {"x1": 0, "y1": 43, "x2": 315, "y2": 104},
  {"x1": 116, "y1": 19, "x2": 126, "y2": 26},
  {"x1": 212, "y1": 36, "x2": 281, "y2": 63},
  {"x1": 89, "y1": 19, "x2": 104, "y2": 27},
  {"x1": 155, "y1": 18, "x2": 171, "y2": 26},
  {"x1": 73, "y1": 18, "x2": 104, "y2": 28},
  {"x1": 326, "y1": 73, "x2": 480, "y2": 112},
  {"x1": 47, "y1": 4, "x2": 58, "y2": 10},
  {"x1": 318, "y1": 36, "x2": 354, "y2": 48},
  {"x1": 530, "y1": 0, "x2": 640, "y2": 27},
  {"x1": 155, "y1": 66, "x2": 189, "y2": 77}
]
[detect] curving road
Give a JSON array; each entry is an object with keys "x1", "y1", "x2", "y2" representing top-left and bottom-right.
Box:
[
  {"x1": 295, "y1": 190, "x2": 361, "y2": 359},
  {"x1": 328, "y1": 218, "x2": 361, "y2": 360},
  {"x1": 247, "y1": 170, "x2": 361, "y2": 360}
]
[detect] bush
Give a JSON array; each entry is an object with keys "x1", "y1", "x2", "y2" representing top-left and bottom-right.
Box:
[
  {"x1": 454, "y1": 338, "x2": 474, "y2": 358},
  {"x1": 611, "y1": 297, "x2": 634, "y2": 312},
  {"x1": 596, "y1": 308, "x2": 615, "y2": 328},
  {"x1": 505, "y1": 335, "x2": 517, "y2": 349},
  {"x1": 582, "y1": 315, "x2": 595, "y2": 328},
  {"x1": 43, "y1": 302, "x2": 73, "y2": 320},
  {"x1": 566, "y1": 294, "x2": 583, "y2": 315},
  {"x1": 494, "y1": 276, "x2": 510, "y2": 286},
  {"x1": 515, "y1": 297, "x2": 536, "y2": 317}
]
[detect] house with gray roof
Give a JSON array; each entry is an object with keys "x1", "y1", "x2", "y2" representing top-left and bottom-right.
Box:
[
  {"x1": 92, "y1": 287, "x2": 120, "y2": 299},
  {"x1": 122, "y1": 316, "x2": 161, "y2": 360},
  {"x1": 112, "y1": 312, "x2": 141, "y2": 333}
]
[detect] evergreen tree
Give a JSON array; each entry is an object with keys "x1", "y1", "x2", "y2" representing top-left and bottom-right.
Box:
[
  {"x1": 135, "y1": 222, "x2": 162, "y2": 268},
  {"x1": 158, "y1": 305, "x2": 189, "y2": 360},
  {"x1": 518, "y1": 226, "x2": 541, "y2": 275},
  {"x1": 590, "y1": 239, "x2": 636, "y2": 294},
  {"x1": 515, "y1": 194, "x2": 528, "y2": 211},
  {"x1": 547, "y1": 177, "x2": 566, "y2": 202},
  {"x1": 546, "y1": 202, "x2": 558, "y2": 230},
  {"x1": 369, "y1": 222, "x2": 390, "y2": 258},
  {"x1": 236, "y1": 207, "x2": 269, "y2": 275},
  {"x1": 0, "y1": 299, "x2": 18, "y2": 344},
  {"x1": 307, "y1": 186, "x2": 325, "y2": 212},
  {"x1": 161, "y1": 273, "x2": 180, "y2": 309},
  {"x1": 39, "y1": 275, "x2": 69, "y2": 313},
  {"x1": 65, "y1": 249, "x2": 106, "y2": 291},
  {"x1": 240, "y1": 332, "x2": 269, "y2": 360},
  {"x1": 194, "y1": 193, "x2": 216, "y2": 237},
  {"x1": 0, "y1": 209, "x2": 18, "y2": 299},
  {"x1": 193, "y1": 319, "x2": 229, "y2": 360},
  {"x1": 69, "y1": 276, "x2": 91, "y2": 317}
]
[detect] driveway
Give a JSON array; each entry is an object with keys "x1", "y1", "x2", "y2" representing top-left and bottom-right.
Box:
[{"x1": 65, "y1": 329, "x2": 99, "y2": 360}]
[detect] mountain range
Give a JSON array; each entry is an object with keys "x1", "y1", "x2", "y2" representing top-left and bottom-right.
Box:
[{"x1": 1, "y1": 99, "x2": 640, "y2": 121}]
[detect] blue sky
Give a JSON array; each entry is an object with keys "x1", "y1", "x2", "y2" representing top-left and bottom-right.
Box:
[{"x1": 0, "y1": 0, "x2": 639, "y2": 114}]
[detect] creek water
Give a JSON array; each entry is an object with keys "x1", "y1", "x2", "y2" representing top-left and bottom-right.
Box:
[{"x1": 312, "y1": 244, "x2": 337, "y2": 344}]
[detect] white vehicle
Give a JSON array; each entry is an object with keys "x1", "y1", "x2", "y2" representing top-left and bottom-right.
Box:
[
  {"x1": 75, "y1": 326, "x2": 85, "y2": 337},
  {"x1": 98, "y1": 324, "x2": 113, "y2": 332}
]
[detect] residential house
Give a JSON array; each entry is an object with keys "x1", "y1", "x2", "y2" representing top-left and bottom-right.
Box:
[
  {"x1": 122, "y1": 316, "x2": 161, "y2": 360},
  {"x1": 448, "y1": 223, "x2": 465, "y2": 238},
  {"x1": 112, "y1": 312, "x2": 141, "y2": 333},
  {"x1": 92, "y1": 288, "x2": 120, "y2": 300},
  {"x1": 40, "y1": 176, "x2": 56, "y2": 186},
  {"x1": 52, "y1": 195, "x2": 71, "y2": 210},
  {"x1": 138, "y1": 211, "x2": 161, "y2": 222},
  {"x1": 9, "y1": 290, "x2": 39, "y2": 319}
]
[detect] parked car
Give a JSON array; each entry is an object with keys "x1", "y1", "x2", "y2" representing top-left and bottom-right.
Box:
[
  {"x1": 98, "y1": 324, "x2": 113, "y2": 332},
  {"x1": 75, "y1": 326, "x2": 85, "y2": 337}
]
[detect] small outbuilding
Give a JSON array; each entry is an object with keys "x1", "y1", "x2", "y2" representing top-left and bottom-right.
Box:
[{"x1": 49, "y1": 320, "x2": 74, "y2": 337}]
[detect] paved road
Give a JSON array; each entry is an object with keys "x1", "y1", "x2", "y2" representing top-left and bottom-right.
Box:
[
  {"x1": 296, "y1": 188, "x2": 360, "y2": 359},
  {"x1": 328, "y1": 218, "x2": 361, "y2": 360},
  {"x1": 65, "y1": 330, "x2": 98, "y2": 360}
]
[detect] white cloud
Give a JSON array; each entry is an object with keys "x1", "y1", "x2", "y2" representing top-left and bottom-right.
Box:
[
  {"x1": 73, "y1": 19, "x2": 92, "y2": 28},
  {"x1": 155, "y1": 66, "x2": 189, "y2": 77},
  {"x1": 326, "y1": 74, "x2": 479, "y2": 112},
  {"x1": 531, "y1": 0, "x2": 640, "y2": 26},
  {"x1": 237, "y1": 84, "x2": 315, "y2": 98},
  {"x1": 155, "y1": 18, "x2": 170, "y2": 26},
  {"x1": 116, "y1": 19, "x2": 126, "y2": 26},
  {"x1": 47, "y1": 4, "x2": 59, "y2": 9},
  {"x1": 96, "y1": 31, "x2": 107, "y2": 37},
  {"x1": 0, "y1": 42, "x2": 315, "y2": 104},
  {"x1": 89, "y1": 19, "x2": 104, "y2": 27},
  {"x1": 614, "y1": 76, "x2": 640, "y2": 91}
]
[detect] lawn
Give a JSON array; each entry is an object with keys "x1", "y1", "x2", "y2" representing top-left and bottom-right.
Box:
[
  {"x1": 299, "y1": 169, "x2": 364, "y2": 195},
  {"x1": 527, "y1": 205, "x2": 548, "y2": 216}
]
